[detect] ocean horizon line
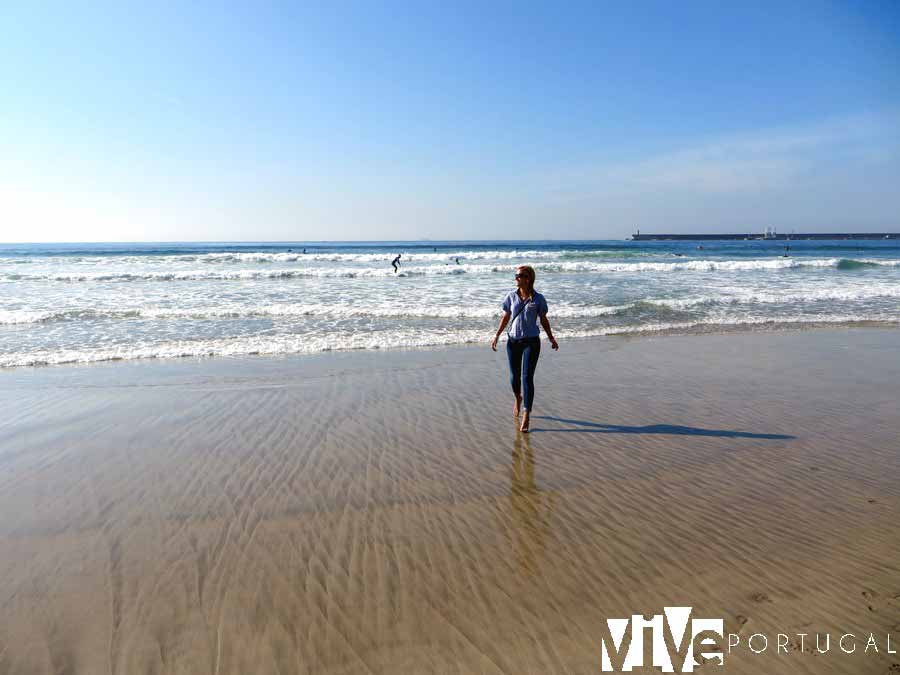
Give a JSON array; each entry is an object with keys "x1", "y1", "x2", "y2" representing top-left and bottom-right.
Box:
[
  {"x1": 5, "y1": 238, "x2": 614, "y2": 246},
  {"x1": 5, "y1": 234, "x2": 899, "y2": 246}
]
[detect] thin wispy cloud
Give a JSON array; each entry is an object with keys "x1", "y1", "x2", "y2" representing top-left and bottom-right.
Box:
[
  {"x1": 550, "y1": 110, "x2": 900, "y2": 196},
  {"x1": 503, "y1": 110, "x2": 900, "y2": 238}
]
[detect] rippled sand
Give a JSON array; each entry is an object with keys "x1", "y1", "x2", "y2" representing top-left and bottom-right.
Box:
[{"x1": 1, "y1": 329, "x2": 898, "y2": 674}]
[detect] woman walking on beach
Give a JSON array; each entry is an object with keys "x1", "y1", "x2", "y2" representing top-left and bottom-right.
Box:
[{"x1": 491, "y1": 265, "x2": 558, "y2": 432}]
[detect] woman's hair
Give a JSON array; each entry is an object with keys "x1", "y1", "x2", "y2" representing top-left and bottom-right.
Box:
[{"x1": 517, "y1": 265, "x2": 536, "y2": 295}]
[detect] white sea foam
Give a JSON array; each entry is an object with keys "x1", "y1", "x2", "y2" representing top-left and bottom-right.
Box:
[
  {"x1": 8, "y1": 257, "x2": 900, "y2": 282},
  {"x1": 0, "y1": 266, "x2": 478, "y2": 281},
  {"x1": 642, "y1": 285, "x2": 900, "y2": 309},
  {"x1": 5, "y1": 283, "x2": 900, "y2": 326},
  {"x1": 0, "y1": 303, "x2": 637, "y2": 325},
  {"x1": 4, "y1": 313, "x2": 897, "y2": 368},
  {"x1": 0, "y1": 310, "x2": 60, "y2": 325},
  {"x1": 0, "y1": 249, "x2": 571, "y2": 267},
  {"x1": 191, "y1": 249, "x2": 571, "y2": 263},
  {"x1": 550, "y1": 258, "x2": 847, "y2": 273},
  {"x1": 855, "y1": 258, "x2": 900, "y2": 267}
]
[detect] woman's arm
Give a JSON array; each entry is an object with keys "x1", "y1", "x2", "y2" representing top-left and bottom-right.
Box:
[
  {"x1": 540, "y1": 315, "x2": 559, "y2": 350},
  {"x1": 491, "y1": 311, "x2": 511, "y2": 351}
]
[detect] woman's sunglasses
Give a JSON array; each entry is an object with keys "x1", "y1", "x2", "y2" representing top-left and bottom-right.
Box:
[{"x1": 514, "y1": 273, "x2": 526, "y2": 279}]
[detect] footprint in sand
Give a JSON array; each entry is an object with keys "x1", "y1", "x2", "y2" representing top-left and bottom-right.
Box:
[
  {"x1": 725, "y1": 614, "x2": 749, "y2": 634},
  {"x1": 884, "y1": 594, "x2": 900, "y2": 616},
  {"x1": 787, "y1": 636, "x2": 816, "y2": 655},
  {"x1": 750, "y1": 592, "x2": 771, "y2": 604},
  {"x1": 860, "y1": 589, "x2": 900, "y2": 612},
  {"x1": 862, "y1": 590, "x2": 878, "y2": 612}
]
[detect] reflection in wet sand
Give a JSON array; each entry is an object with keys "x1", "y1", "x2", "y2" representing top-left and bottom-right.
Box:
[{"x1": 508, "y1": 434, "x2": 557, "y2": 575}]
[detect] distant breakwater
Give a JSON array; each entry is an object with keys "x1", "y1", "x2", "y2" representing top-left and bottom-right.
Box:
[{"x1": 632, "y1": 233, "x2": 899, "y2": 241}]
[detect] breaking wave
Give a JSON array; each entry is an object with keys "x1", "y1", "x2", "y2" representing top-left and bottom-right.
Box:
[
  {"x1": 4, "y1": 314, "x2": 897, "y2": 368},
  {"x1": 5, "y1": 257, "x2": 900, "y2": 283}
]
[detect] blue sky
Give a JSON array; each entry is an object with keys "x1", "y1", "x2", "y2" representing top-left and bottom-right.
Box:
[{"x1": 2, "y1": 1, "x2": 899, "y2": 242}]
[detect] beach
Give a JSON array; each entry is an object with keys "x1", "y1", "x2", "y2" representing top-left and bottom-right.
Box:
[{"x1": 1, "y1": 328, "x2": 899, "y2": 674}]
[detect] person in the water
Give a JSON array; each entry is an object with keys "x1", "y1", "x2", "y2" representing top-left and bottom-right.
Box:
[
  {"x1": 391, "y1": 254, "x2": 402, "y2": 273},
  {"x1": 491, "y1": 265, "x2": 558, "y2": 433}
]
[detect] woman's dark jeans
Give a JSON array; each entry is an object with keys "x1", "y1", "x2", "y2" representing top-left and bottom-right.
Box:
[{"x1": 506, "y1": 336, "x2": 541, "y2": 411}]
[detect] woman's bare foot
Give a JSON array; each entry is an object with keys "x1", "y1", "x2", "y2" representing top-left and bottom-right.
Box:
[
  {"x1": 513, "y1": 396, "x2": 522, "y2": 417},
  {"x1": 519, "y1": 411, "x2": 530, "y2": 433}
]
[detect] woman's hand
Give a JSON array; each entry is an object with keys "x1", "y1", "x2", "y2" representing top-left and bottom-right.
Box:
[
  {"x1": 539, "y1": 315, "x2": 557, "y2": 350},
  {"x1": 493, "y1": 312, "x2": 510, "y2": 352}
]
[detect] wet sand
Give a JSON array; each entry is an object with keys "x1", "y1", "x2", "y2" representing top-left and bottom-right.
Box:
[{"x1": 1, "y1": 328, "x2": 899, "y2": 674}]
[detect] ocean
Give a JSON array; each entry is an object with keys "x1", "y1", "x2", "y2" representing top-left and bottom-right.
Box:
[{"x1": 2, "y1": 239, "x2": 899, "y2": 368}]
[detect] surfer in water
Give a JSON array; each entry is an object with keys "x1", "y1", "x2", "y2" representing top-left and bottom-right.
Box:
[{"x1": 391, "y1": 253, "x2": 402, "y2": 273}]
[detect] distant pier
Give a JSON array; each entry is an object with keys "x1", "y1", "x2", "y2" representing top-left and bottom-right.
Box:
[{"x1": 631, "y1": 232, "x2": 898, "y2": 241}]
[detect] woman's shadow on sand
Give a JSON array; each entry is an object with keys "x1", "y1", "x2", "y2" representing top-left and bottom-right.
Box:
[{"x1": 530, "y1": 416, "x2": 794, "y2": 440}]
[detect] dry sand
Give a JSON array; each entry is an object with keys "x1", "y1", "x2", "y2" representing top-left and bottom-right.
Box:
[{"x1": 1, "y1": 328, "x2": 899, "y2": 674}]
